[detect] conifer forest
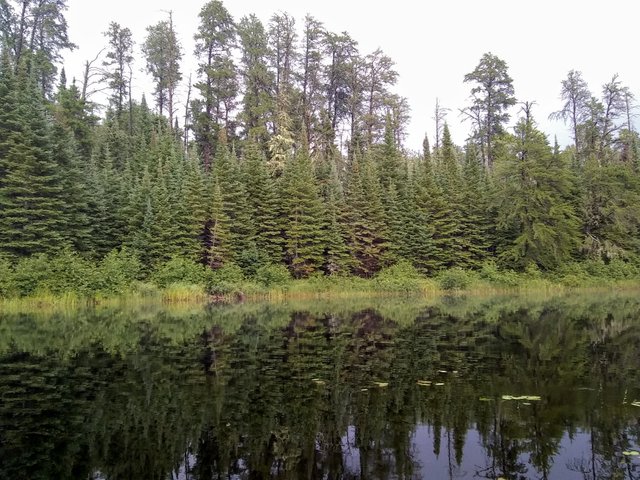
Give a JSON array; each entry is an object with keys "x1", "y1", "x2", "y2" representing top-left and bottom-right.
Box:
[{"x1": 1, "y1": 0, "x2": 640, "y2": 298}]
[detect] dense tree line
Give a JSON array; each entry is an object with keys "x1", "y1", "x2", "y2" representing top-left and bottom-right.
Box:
[{"x1": 1, "y1": 0, "x2": 639, "y2": 282}]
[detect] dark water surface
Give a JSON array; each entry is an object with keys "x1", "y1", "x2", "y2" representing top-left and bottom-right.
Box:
[{"x1": 1, "y1": 293, "x2": 640, "y2": 479}]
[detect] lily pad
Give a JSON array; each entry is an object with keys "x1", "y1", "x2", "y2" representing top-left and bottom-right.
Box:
[
  {"x1": 623, "y1": 450, "x2": 639, "y2": 456},
  {"x1": 417, "y1": 380, "x2": 432, "y2": 386},
  {"x1": 501, "y1": 395, "x2": 541, "y2": 401},
  {"x1": 374, "y1": 382, "x2": 389, "y2": 388},
  {"x1": 435, "y1": 382, "x2": 445, "y2": 386}
]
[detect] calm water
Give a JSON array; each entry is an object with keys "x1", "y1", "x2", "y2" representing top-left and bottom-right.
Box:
[{"x1": 1, "y1": 294, "x2": 640, "y2": 479}]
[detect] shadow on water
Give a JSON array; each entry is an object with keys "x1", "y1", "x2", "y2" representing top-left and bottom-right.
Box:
[{"x1": 1, "y1": 292, "x2": 640, "y2": 479}]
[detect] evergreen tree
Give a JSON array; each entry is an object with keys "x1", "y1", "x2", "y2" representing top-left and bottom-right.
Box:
[
  {"x1": 211, "y1": 139, "x2": 254, "y2": 263},
  {"x1": 581, "y1": 156, "x2": 640, "y2": 261},
  {"x1": 494, "y1": 116, "x2": 580, "y2": 269},
  {"x1": 176, "y1": 158, "x2": 209, "y2": 262},
  {"x1": 343, "y1": 154, "x2": 391, "y2": 276},
  {"x1": 463, "y1": 52, "x2": 516, "y2": 169},
  {"x1": 207, "y1": 178, "x2": 232, "y2": 269},
  {"x1": 459, "y1": 142, "x2": 492, "y2": 265},
  {"x1": 315, "y1": 154, "x2": 351, "y2": 274},
  {"x1": 237, "y1": 14, "x2": 275, "y2": 150},
  {"x1": 0, "y1": 58, "x2": 65, "y2": 257},
  {"x1": 193, "y1": 0, "x2": 237, "y2": 169},
  {"x1": 241, "y1": 141, "x2": 282, "y2": 262},
  {"x1": 407, "y1": 157, "x2": 444, "y2": 273},
  {"x1": 50, "y1": 120, "x2": 92, "y2": 252},
  {"x1": 102, "y1": 22, "x2": 134, "y2": 118},
  {"x1": 142, "y1": 14, "x2": 182, "y2": 127},
  {"x1": 280, "y1": 151, "x2": 326, "y2": 278}
]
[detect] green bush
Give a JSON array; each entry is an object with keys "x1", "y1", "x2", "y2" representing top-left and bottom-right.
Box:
[
  {"x1": 479, "y1": 261, "x2": 520, "y2": 287},
  {"x1": 375, "y1": 260, "x2": 423, "y2": 292},
  {"x1": 253, "y1": 263, "x2": 291, "y2": 288},
  {"x1": 92, "y1": 248, "x2": 142, "y2": 295},
  {"x1": 152, "y1": 256, "x2": 207, "y2": 288},
  {"x1": 603, "y1": 258, "x2": 639, "y2": 279},
  {"x1": 235, "y1": 246, "x2": 271, "y2": 277},
  {"x1": 206, "y1": 263, "x2": 245, "y2": 294},
  {"x1": 12, "y1": 254, "x2": 52, "y2": 296},
  {"x1": 41, "y1": 250, "x2": 95, "y2": 296},
  {"x1": 438, "y1": 268, "x2": 473, "y2": 291}
]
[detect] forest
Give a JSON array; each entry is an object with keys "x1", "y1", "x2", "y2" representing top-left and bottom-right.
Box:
[{"x1": 1, "y1": 0, "x2": 640, "y2": 299}]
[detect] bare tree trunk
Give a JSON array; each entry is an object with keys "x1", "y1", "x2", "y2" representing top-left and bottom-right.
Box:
[{"x1": 184, "y1": 74, "x2": 192, "y2": 159}]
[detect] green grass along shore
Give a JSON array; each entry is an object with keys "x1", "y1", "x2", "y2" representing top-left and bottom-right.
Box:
[{"x1": 2, "y1": 258, "x2": 639, "y2": 311}]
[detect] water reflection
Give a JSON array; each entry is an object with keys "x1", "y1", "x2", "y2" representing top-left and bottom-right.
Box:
[{"x1": 1, "y1": 294, "x2": 640, "y2": 479}]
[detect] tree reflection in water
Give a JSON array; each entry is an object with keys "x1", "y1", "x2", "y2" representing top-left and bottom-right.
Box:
[{"x1": 1, "y1": 293, "x2": 640, "y2": 479}]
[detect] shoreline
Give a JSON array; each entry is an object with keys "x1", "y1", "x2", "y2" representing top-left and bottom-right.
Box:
[{"x1": 2, "y1": 276, "x2": 640, "y2": 312}]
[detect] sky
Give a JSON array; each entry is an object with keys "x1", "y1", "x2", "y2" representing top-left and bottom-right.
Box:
[{"x1": 63, "y1": 0, "x2": 639, "y2": 153}]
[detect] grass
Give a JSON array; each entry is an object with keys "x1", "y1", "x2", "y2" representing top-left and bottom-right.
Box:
[{"x1": 2, "y1": 269, "x2": 640, "y2": 312}]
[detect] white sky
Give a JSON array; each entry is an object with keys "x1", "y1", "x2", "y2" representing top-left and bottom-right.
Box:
[{"x1": 63, "y1": 0, "x2": 638, "y2": 152}]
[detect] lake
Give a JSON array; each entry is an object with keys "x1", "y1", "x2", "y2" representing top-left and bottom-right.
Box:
[{"x1": 1, "y1": 293, "x2": 640, "y2": 479}]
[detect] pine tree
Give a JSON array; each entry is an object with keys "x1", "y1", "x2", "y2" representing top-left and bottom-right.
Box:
[
  {"x1": 241, "y1": 141, "x2": 282, "y2": 262},
  {"x1": 280, "y1": 151, "x2": 326, "y2": 278},
  {"x1": 315, "y1": 154, "x2": 351, "y2": 274},
  {"x1": 494, "y1": 116, "x2": 580, "y2": 269},
  {"x1": 212, "y1": 139, "x2": 254, "y2": 263},
  {"x1": 343, "y1": 154, "x2": 391, "y2": 276},
  {"x1": 207, "y1": 178, "x2": 232, "y2": 269},
  {"x1": 176, "y1": 158, "x2": 209, "y2": 262},
  {"x1": 0, "y1": 58, "x2": 65, "y2": 257},
  {"x1": 405, "y1": 158, "x2": 439, "y2": 273},
  {"x1": 581, "y1": 156, "x2": 640, "y2": 260}
]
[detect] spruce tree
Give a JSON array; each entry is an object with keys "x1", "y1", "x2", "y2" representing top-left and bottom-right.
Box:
[
  {"x1": 315, "y1": 154, "x2": 351, "y2": 274},
  {"x1": 176, "y1": 158, "x2": 209, "y2": 262},
  {"x1": 0, "y1": 58, "x2": 65, "y2": 257},
  {"x1": 458, "y1": 142, "x2": 492, "y2": 266},
  {"x1": 280, "y1": 151, "x2": 326, "y2": 278},
  {"x1": 494, "y1": 116, "x2": 580, "y2": 269},
  {"x1": 343, "y1": 154, "x2": 391, "y2": 276},
  {"x1": 405, "y1": 159, "x2": 439, "y2": 273},
  {"x1": 212, "y1": 140, "x2": 254, "y2": 263},
  {"x1": 241, "y1": 141, "x2": 283, "y2": 262},
  {"x1": 207, "y1": 178, "x2": 232, "y2": 269}
]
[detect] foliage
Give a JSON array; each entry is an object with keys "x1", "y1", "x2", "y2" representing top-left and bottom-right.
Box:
[
  {"x1": 0, "y1": 1, "x2": 640, "y2": 297},
  {"x1": 92, "y1": 248, "x2": 142, "y2": 295},
  {"x1": 438, "y1": 268, "x2": 474, "y2": 291},
  {"x1": 152, "y1": 256, "x2": 207, "y2": 288},
  {"x1": 206, "y1": 262, "x2": 245, "y2": 294},
  {"x1": 374, "y1": 260, "x2": 423, "y2": 292},
  {"x1": 253, "y1": 263, "x2": 291, "y2": 287}
]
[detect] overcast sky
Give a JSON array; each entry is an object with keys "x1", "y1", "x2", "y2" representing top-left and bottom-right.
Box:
[{"x1": 63, "y1": 0, "x2": 638, "y2": 152}]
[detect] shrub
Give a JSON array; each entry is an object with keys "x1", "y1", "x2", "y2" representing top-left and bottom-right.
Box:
[
  {"x1": 152, "y1": 256, "x2": 207, "y2": 288},
  {"x1": 12, "y1": 254, "x2": 52, "y2": 296},
  {"x1": 235, "y1": 246, "x2": 271, "y2": 277},
  {"x1": 375, "y1": 260, "x2": 423, "y2": 292},
  {"x1": 42, "y1": 250, "x2": 95, "y2": 296},
  {"x1": 479, "y1": 261, "x2": 520, "y2": 287},
  {"x1": 438, "y1": 268, "x2": 473, "y2": 291},
  {"x1": 253, "y1": 263, "x2": 291, "y2": 287},
  {"x1": 92, "y1": 248, "x2": 142, "y2": 295},
  {"x1": 206, "y1": 263, "x2": 246, "y2": 294}
]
